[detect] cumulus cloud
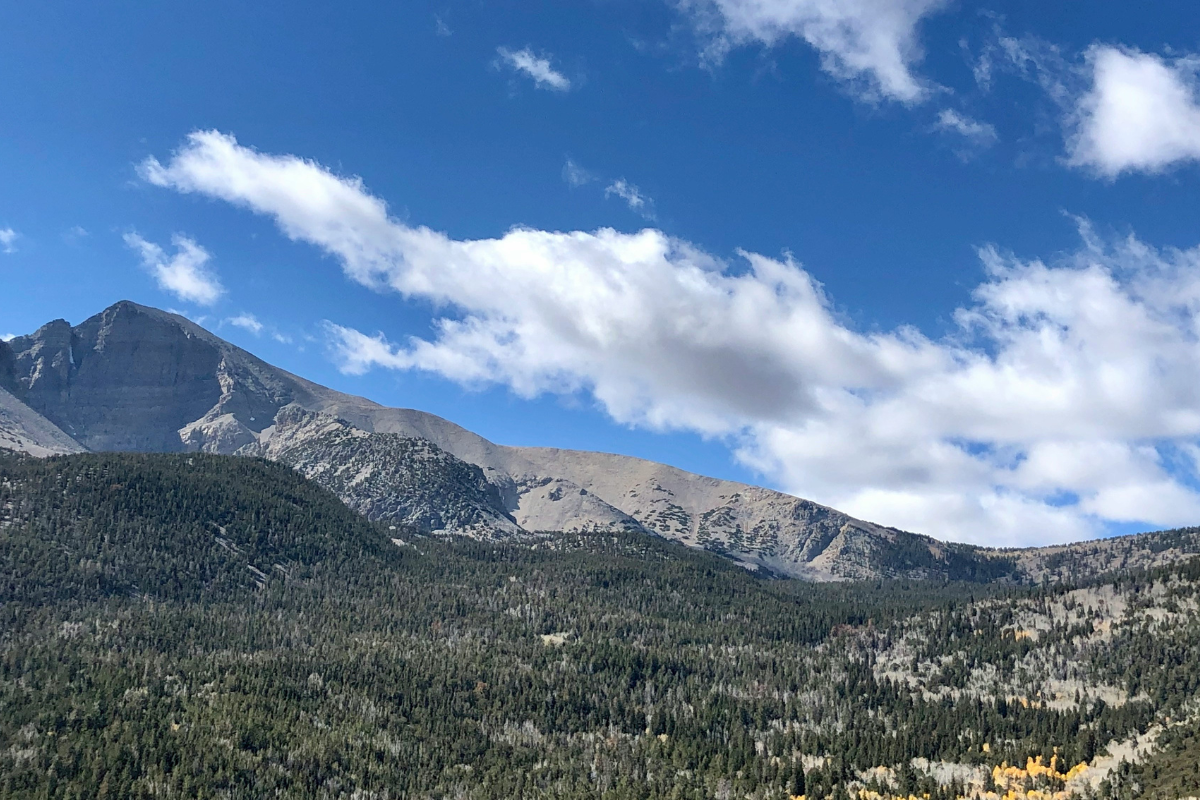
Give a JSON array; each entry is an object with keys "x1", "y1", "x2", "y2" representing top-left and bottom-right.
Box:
[
  {"x1": 0, "y1": 228, "x2": 18, "y2": 253},
  {"x1": 0, "y1": 333, "x2": 15, "y2": 342},
  {"x1": 141, "y1": 131, "x2": 1200, "y2": 546},
  {"x1": 991, "y1": 36, "x2": 1200, "y2": 177},
  {"x1": 1068, "y1": 45, "x2": 1200, "y2": 177},
  {"x1": 124, "y1": 231, "x2": 224, "y2": 306},
  {"x1": 675, "y1": 0, "x2": 949, "y2": 103},
  {"x1": 496, "y1": 46, "x2": 571, "y2": 91},
  {"x1": 605, "y1": 179, "x2": 655, "y2": 218},
  {"x1": 936, "y1": 109, "x2": 997, "y2": 145}
]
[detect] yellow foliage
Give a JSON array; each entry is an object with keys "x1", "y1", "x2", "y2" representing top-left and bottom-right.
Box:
[{"x1": 849, "y1": 752, "x2": 1091, "y2": 800}]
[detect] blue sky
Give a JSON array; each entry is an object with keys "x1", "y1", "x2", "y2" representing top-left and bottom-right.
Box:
[{"x1": 4, "y1": 1, "x2": 1200, "y2": 546}]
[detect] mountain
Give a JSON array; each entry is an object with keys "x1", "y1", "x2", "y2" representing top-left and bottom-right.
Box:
[
  {"x1": 4, "y1": 300, "x2": 991, "y2": 580},
  {"x1": 4, "y1": 300, "x2": 1200, "y2": 583},
  {"x1": 2, "y1": 449, "x2": 1198, "y2": 799}
]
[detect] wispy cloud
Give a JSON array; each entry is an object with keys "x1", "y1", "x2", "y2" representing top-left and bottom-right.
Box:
[
  {"x1": 227, "y1": 313, "x2": 264, "y2": 335},
  {"x1": 224, "y1": 311, "x2": 293, "y2": 343},
  {"x1": 983, "y1": 33, "x2": 1200, "y2": 178},
  {"x1": 496, "y1": 46, "x2": 571, "y2": 91},
  {"x1": 935, "y1": 109, "x2": 997, "y2": 145},
  {"x1": 562, "y1": 157, "x2": 596, "y2": 187},
  {"x1": 0, "y1": 228, "x2": 18, "y2": 254},
  {"x1": 124, "y1": 231, "x2": 224, "y2": 306},
  {"x1": 433, "y1": 14, "x2": 451, "y2": 37},
  {"x1": 605, "y1": 179, "x2": 655, "y2": 219},
  {"x1": 565, "y1": 160, "x2": 656, "y2": 218}
]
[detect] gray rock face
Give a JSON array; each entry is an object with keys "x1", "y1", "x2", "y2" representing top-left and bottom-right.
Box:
[
  {"x1": 244, "y1": 406, "x2": 520, "y2": 537},
  {"x1": 0, "y1": 339, "x2": 85, "y2": 456},
  {"x1": 0, "y1": 339, "x2": 17, "y2": 394}
]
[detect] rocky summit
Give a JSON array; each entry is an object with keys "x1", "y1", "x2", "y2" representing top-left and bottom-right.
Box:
[{"x1": 4, "y1": 300, "x2": 1200, "y2": 582}]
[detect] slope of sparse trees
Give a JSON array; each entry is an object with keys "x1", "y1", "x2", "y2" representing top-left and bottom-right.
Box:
[{"x1": 0, "y1": 452, "x2": 1198, "y2": 799}]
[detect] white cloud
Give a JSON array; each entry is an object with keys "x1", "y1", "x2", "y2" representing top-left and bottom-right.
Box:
[
  {"x1": 936, "y1": 109, "x2": 997, "y2": 145},
  {"x1": 1068, "y1": 45, "x2": 1200, "y2": 177},
  {"x1": 675, "y1": 0, "x2": 949, "y2": 103},
  {"x1": 562, "y1": 157, "x2": 595, "y2": 187},
  {"x1": 225, "y1": 311, "x2": 292, "y2": 343},
  {"x1": 0, "y1": 228, "x2": 18, "y2": 253},
  {"x1": 496, "y1": 46, "x2": 571, "y2": 91},
  {"x1": 142, "y1": 130, "x2": 1200, "y2": 546},
  {"x1": 605, "y1": 179, "x2": 655, "y2": 218},
  {"x1": 227, "y1": 313, "x2": 264, "y2": 335},
  {"x1": 124, "y1": 231, "x2": 224, "y2": 306},
  {"x1": 434, "y1": 14, "x2": 451, "y2": 37},
  {"x1": 0, "y1": 333, "x2": 15, "y2": 342}
]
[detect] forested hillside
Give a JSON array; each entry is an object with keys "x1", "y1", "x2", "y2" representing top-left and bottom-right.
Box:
[{"x1": 1, "y1": 452, "x2": 1198, "y2": 799}]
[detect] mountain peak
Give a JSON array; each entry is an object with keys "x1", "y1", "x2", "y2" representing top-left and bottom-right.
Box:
[{"x1": 5, "y1": 302, "x2": 302, "y2": 452}]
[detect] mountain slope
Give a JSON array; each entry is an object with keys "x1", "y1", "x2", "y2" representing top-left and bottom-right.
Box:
[
  {"x1": 0, "y1": 385, "x2": 83, "y2": 457},
  {"x1": 5, "y1": 303, "x2": 324, "y2": 452},
  {"x1": 0, "y1": 450, "x2": 400, "y2": 604},
  {"x1": 0, "y1": 340, "x2": 84, "y2": 456},
  {"x1": 5, "y1": 301, "x2": 941, "y2": 578},
  {"x1": 505, "y1": 446, "x2": 1011, "y2": 580},
  {"x1": 246, "y1": 405, "x2": 521, "y2": 537},
  {"x1": 2, "y1": 450, "x2": 1199, "y2": 799}
]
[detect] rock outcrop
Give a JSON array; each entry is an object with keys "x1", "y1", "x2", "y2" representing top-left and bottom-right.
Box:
[{"x1": 243, "y1": 406, "x2": 521, "y2": 537}]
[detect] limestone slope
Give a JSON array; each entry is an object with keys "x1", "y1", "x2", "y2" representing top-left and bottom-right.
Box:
[
  {"x1": 0, "y1": 386, "x2": 84, "y2": 457},
  {"x1": 499, "y1": 446, "x2": 1005, "y2": 580}
]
